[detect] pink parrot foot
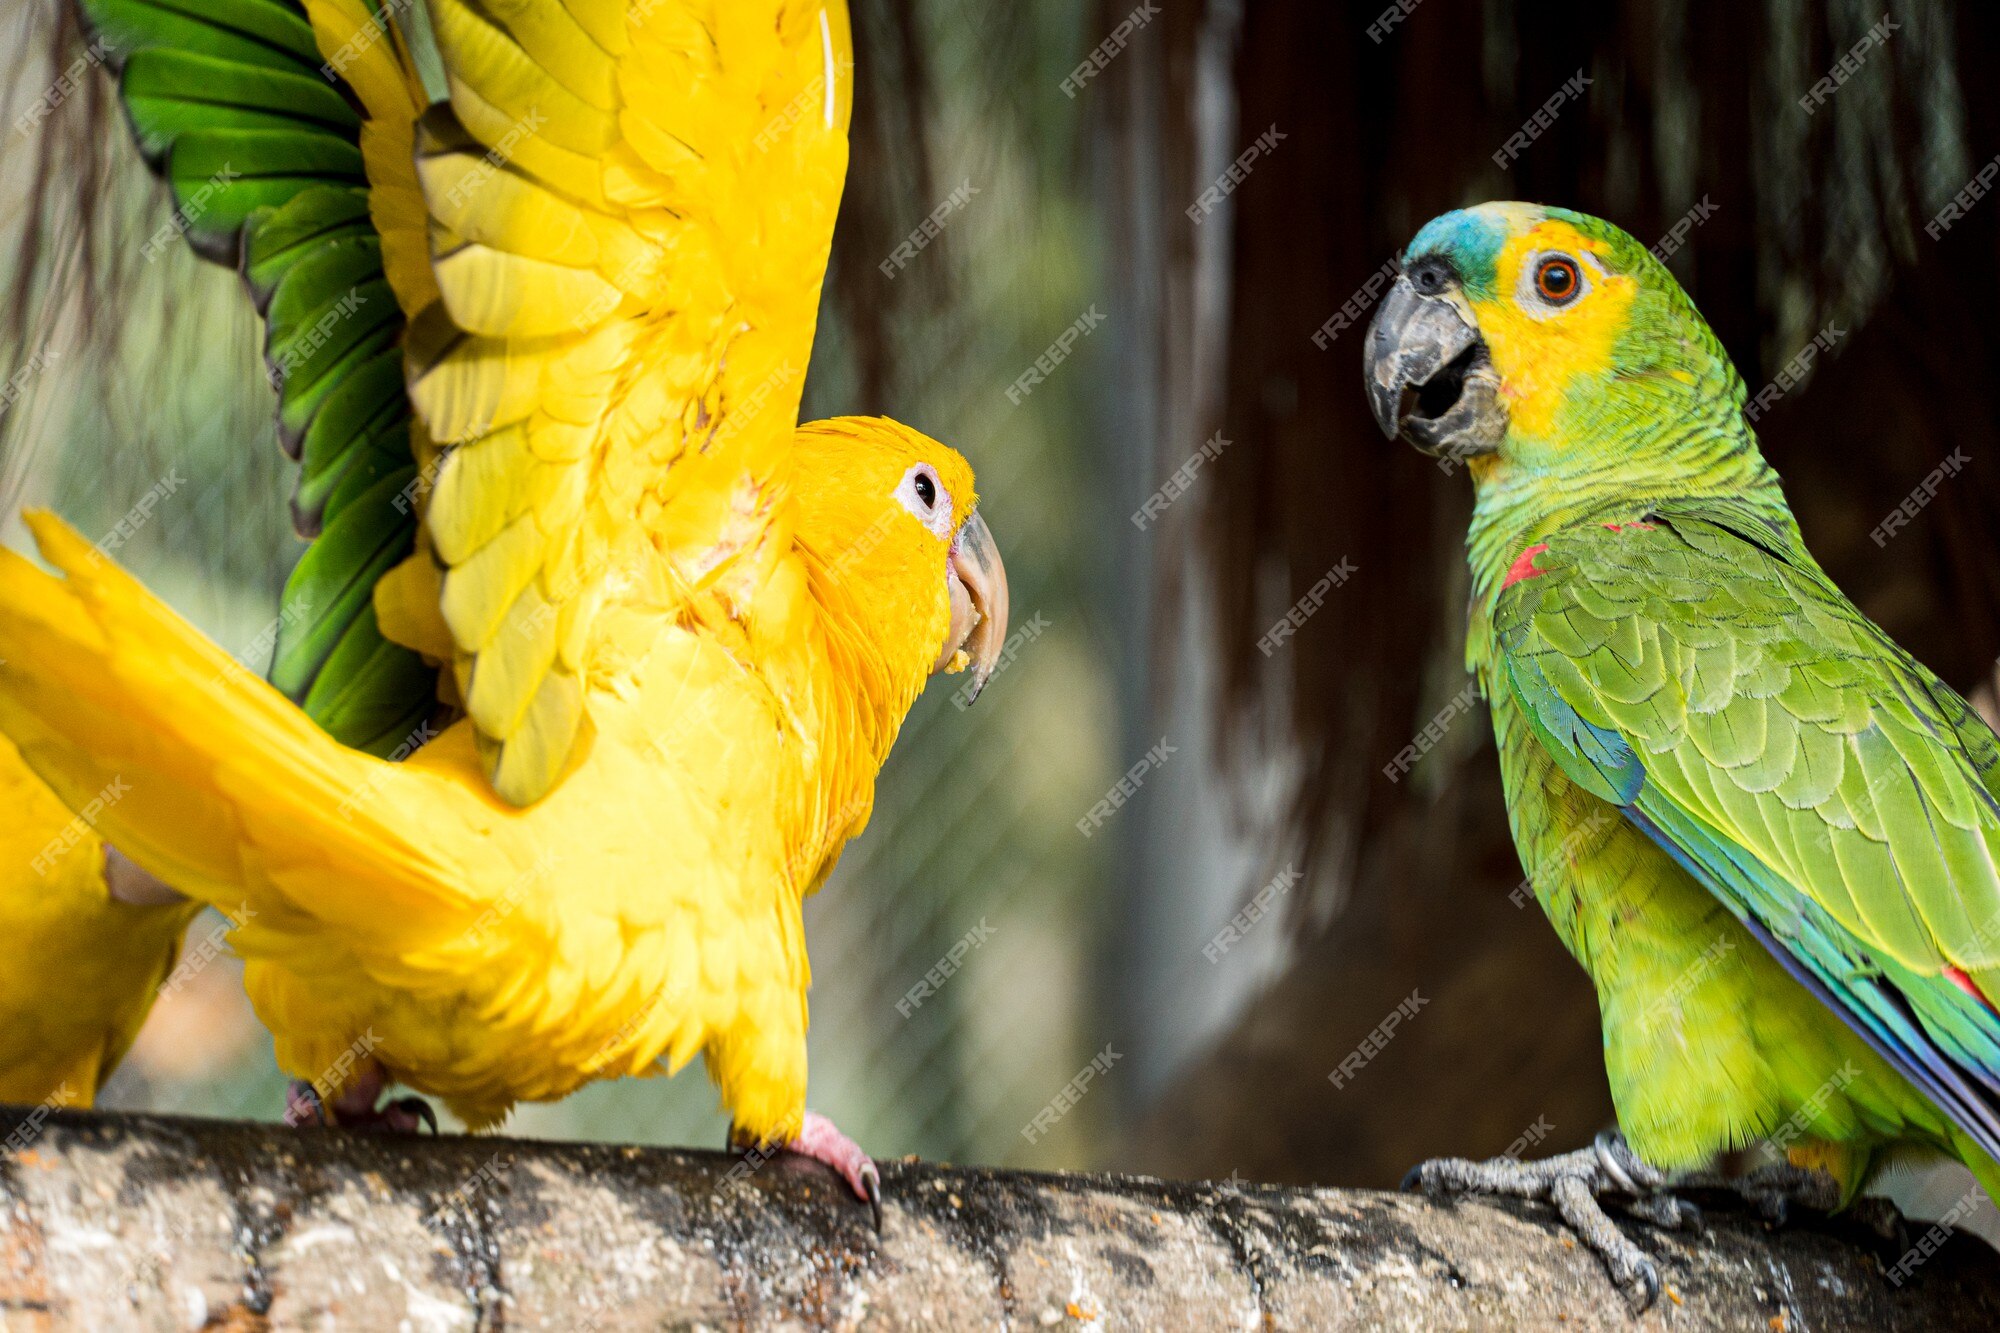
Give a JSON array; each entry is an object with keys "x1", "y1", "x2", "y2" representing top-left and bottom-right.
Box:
[
  {"x1": 733, "y1": 1110, "x2": 883, "y2": 1230},
  {"x1": 1404, "y1": 1131, "x2": 1694, "y2": 1313},
  {"x1": 283, "y1": 1063, "x2": 438, "y2": 1134}
]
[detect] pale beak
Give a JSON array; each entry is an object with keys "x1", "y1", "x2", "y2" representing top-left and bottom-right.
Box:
[{"x1": 933, "y1": 509, "x2": 1009, "y2": 702}]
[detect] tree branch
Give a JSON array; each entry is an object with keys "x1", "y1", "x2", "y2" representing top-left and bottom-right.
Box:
[{"x1": 1, "y1": 1109, "x2": 1994, "y2": 1329}]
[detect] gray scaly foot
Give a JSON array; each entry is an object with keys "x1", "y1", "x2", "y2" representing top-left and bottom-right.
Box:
[{"x1": 1403, "y1": 1131, "x2": 1694, "y2": 1311}]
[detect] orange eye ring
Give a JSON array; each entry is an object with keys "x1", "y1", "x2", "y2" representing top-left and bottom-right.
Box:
[{"x1": 1535, "y1": 255, "x2": 1581, "y2": 304}]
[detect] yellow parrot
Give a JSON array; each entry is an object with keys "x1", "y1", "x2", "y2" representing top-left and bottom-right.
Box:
[
  {"x1": 0, "y1": 735, "x2": 196, "y2": 1113},
  {"x1": 0, "y1": 0, "x2": 1008, "y2": 1209}
]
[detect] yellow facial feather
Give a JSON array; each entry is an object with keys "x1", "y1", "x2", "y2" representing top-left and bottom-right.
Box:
[{"x1": 1468, "y1": 219, "x2": 1636, "y2": 440}]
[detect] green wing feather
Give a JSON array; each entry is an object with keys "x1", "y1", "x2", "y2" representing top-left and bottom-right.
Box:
[
  {"x1": 1495, "y1": 507, "x2": 2000, "y2": 1155},
  {"x1": 81, "y1": 0, "x2": 435, "y2": 756}
]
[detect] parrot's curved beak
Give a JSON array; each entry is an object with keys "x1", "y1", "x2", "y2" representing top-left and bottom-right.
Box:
[
  {"x1": 1364, "y1": 273, "x2": 1508, "y2": 461},
  {"x1": 935, "y1": 509, "x2": 1009, "y2": 703}
]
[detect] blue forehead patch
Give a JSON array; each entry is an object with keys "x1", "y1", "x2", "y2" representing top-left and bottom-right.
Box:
[
  {"x1": 1409, "y1": 210, "x2": 1505, "y2": 290},
  {"x1": 1407, "y1": 208, "x2": 1507, "y2": 261},
  {"x1": 1403, "y1": 204, "x2": 1548, "y2": 297}
]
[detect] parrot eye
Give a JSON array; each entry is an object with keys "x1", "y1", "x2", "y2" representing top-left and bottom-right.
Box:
[
  {"x1": 1533, "y1": 255, "x2": 1582, "y2": 306},
  {"x1": 895, "y1": 463, "x2": 954, "y2": 537},
  {"x1": 1516, "y1": 250, "x2": 1596, "y2": 318}
]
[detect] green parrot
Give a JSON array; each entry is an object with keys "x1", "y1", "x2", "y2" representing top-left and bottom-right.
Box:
[{"x1": 1364, "y1": 202, "x2": 2000, "y2": 1306}]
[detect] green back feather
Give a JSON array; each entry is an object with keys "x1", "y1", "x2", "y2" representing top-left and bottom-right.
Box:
[{"x1": 1492, "y1": 511, "x2": 2000, "y2": 1160}]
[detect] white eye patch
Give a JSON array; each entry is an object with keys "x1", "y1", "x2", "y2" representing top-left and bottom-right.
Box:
[{"x1": 894, "y1": 462, "x2": 954, "y2": 538}]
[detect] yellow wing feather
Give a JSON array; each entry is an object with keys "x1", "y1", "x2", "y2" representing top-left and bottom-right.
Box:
[
  {"x1": 303, "y1": 0, "x2": 441, "y2": 314},
  {"x1": 382, "y1": 0, "x2": 853, "y2": 803}
]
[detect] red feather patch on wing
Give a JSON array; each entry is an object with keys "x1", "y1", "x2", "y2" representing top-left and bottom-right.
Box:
[
  {"x1": 1502, "y1": 543, "x2": 1551, "y2": 590},
  {"x1": 1945, "y1": 965, "x2": 2000, "y2": 1016}
]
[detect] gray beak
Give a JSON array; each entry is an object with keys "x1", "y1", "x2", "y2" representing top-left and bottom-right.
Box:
[{"x1": 1363, "y1": 274, "x2": 1507, "y2": 459}]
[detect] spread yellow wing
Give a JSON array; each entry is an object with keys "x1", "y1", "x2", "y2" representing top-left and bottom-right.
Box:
[{"x1": 379, "y1": 0, "x2": 853, "y2": 803}]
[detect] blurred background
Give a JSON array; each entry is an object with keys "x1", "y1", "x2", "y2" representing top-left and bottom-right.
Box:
[{"x1": 6, "y1": 0, "x2": 2000, "y2": 1238}]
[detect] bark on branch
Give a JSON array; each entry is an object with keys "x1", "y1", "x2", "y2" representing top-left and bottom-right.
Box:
[{"x1": 0, "y1": 1109, "x2": 1995, "y2": 1330}]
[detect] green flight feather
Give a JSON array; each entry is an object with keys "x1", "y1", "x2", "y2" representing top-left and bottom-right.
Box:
[
  {"x1": 268, "y1": 467, "x2": 417, "y2": 700},
  {"x1": 81, "y1": 0, "x2": 435, "y2": 756}
]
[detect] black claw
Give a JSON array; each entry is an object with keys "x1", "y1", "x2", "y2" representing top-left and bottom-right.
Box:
[
  {"x1": 865, "y1": 1172, "x2": 883, "y2": 1234},
  {"x1": 1399, "y1": 1164, "x2": 1426, "y2": 1194},
  {"x1": 1631, "y1": 1261, "x2": 1662, "y2": 1314},
  {"x1": 395, "y1": 1096, "x2": 440, "y2": 1135}
]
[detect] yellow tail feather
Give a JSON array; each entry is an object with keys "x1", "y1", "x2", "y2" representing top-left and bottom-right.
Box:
[{"x1": 0, "y1": 513, "x2": 474, "y2": 950}]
